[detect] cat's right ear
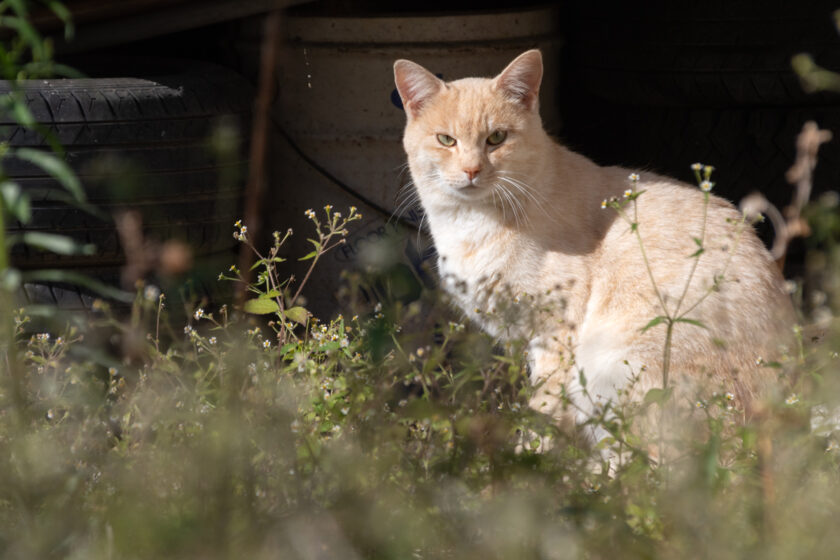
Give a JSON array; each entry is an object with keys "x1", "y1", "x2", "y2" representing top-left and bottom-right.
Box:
[{"x1": 394, "y1": 59, "x2": 444, "y2": 119}]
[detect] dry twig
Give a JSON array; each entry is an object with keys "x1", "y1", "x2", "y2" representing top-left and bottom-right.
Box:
[{"x1": 739, "y1": 121, "x2": 831, "y2": 270}]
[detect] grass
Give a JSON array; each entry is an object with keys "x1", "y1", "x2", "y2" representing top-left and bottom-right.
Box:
[{"x1": 0, "y1": 195, "x2": 838, "y2": 559}]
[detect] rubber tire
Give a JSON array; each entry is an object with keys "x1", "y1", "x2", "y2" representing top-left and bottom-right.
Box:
[{"x1": 0, "y1": 57, "x2": 252, "y2": 308}]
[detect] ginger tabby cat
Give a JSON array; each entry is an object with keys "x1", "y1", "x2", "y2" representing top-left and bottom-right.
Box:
[{"x1": 393, "y1": 50, "x2": 794, "y2": 445}]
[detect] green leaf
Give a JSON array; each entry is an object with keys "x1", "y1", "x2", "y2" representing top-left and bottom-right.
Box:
[
  {"x1": 643, "y1": 387, "x2": 673, "y2": 405},
  {"x1": 6, "y1": 0, "x2": 30, "y2": 14},
  {"x1": 9, "y1": 99, "x2": 35, "y2": 128},
  {"x1": 640, "y1": 315, "x2": 668, "y2": 333},
  {"x1": 0, "y1": 181, "x2": 30, "y2": 223},
  {"x1": 693, "y1": 236, "x2": 703, "y2": 247},
  {"x1": 45, "y1": 62, "x2": 84, "y2": 78},
  {"x1": 11, "y1": 232, "x2": 95, "y2": 255},
  {"x1": 40, "y1": 189, "x2": 109, "y2": 220},
  {"x1": 688, "y1": 248, "x2": 705, "y2": 258},
  {"x1": 283, "y1": 306, "x2": 310, "y2": 325},
  {"x1": 19, "y1": 61, "x2": 85, "y2": 80},
  {"x1": 674, "y1": 317, "x2": 707, "y2": 329},
  {"x1": 243, "y1": 298, "x2": 279, "y2": 315},
  {"x1": 0, "y1": 267, "x2": 21, "y2": 291},
  {"x1": 22, "y1": 269, "x2": 133, "y2": 302},
  {"x1": 14, "y1": 148, "x2": 85, "y2": 202},
  {"x1": 578, "y1": 369, "x2": 587, "y2": 388},
  {"x1": 0, "y1": 16, "x2": 44, "y2": 60},
  {"x1": 42, "y1": 0, "x2": 75, "y2": 40},
  {"x1": 317, "y1": 341, "x2": 341, "y2": 352},
  {"x1": 299, "y1": 251, "x2": 317, "y2": 261}
]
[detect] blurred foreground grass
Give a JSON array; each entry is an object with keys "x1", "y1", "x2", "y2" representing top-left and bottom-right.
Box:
[{"x1": 0, "y1": 197, "x2": 839, "y2": 560}]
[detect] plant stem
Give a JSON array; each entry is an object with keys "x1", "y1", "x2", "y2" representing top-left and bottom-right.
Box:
[
  {"x1": 290, "y1": 250, "x2": 321, "y2": 308},
  {"x1": 673, "y1": 193, "x2": 710, "y2": 317},
  {"x1": 658, "y1": 320, "x2": 674, "y2": 476},
  {"x1": 678, "y1": 215, "x2": 749, "y2": 319},
  {"x1": 0, "y1": 193, "x2": 25, "y2": 425},
  {"x1": 661, "y1": 321, "x2": 674, "y2": 390},
  {"x1": 621, "y1": 204, "x2": 669, "y2": 317}
]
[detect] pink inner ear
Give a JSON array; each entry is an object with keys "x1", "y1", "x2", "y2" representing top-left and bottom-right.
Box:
[
  {"x1": 395, "y1": 60, "x2": 442, "y2": 116},
  {"x1": 496, "y1": 51, "x2": 543, "y2": 109}
]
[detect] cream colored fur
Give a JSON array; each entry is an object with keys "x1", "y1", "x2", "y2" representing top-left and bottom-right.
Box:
[{"x1": 393, "y1": 50, "x2": 794, "y2": 441}]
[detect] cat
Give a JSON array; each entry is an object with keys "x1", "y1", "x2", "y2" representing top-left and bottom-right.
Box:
[{"x1": 393, "y1": 49, "x2": 795, "y2": 447}]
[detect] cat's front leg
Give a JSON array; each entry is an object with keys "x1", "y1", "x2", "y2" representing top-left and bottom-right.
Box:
[
  {"x1": 525, "y1": 333, "x2": 626, "y2": 470},
  {"x1": 525, "y1": 334, "x2": 577, "y2": 432}
]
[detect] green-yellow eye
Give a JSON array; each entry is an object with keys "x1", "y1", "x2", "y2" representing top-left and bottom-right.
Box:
[
  {"x1": 437, "y1": 134, "x2": 456, "y2": 147},
  {"x1": 487, "y1": 130, "x2": 507, "y2": 146}
]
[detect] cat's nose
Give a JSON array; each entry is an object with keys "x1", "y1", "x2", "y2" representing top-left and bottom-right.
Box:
[{"x1": 464, "y1": 166, "x2": 481, "y2": 181}]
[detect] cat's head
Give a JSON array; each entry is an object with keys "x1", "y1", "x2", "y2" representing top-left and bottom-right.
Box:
[{"x1": 394, "y1": 50, "x2": 546, "y2": 207}]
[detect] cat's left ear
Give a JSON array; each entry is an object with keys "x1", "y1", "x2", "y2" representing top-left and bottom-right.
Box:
[{"x1": 493, "y1": 49, "x2": 543, "y2": 111}]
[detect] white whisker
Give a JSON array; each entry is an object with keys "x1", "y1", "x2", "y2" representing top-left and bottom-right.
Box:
[
  {"x1": 496, "y1": 173, "x2": 551, "y2": 220},
  {"x1": 497, "y1": 184, "x2": 525, "y2": 229}
]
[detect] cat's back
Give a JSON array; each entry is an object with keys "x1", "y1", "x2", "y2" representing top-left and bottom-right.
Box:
[{"x1": 585, "y1": 167, "x2": 793, "y2": 373}]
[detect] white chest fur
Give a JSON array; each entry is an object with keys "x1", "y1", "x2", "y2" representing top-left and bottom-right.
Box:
[{"x1": 428, "y1": 208, "x2": 553, "y2": 340}]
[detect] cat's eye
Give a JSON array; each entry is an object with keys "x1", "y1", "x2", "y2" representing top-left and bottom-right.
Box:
[
  {"x1": 437, "y1": 134, "x2": 456, "y2": 147},
  {"x1": 487, "y1": 130, "x2": 507, "y2": 146}
]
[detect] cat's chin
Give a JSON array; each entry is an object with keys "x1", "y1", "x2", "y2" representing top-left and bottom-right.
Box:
[{"x1": 445, "y1": 184, "x2": 494, "y2": 202}]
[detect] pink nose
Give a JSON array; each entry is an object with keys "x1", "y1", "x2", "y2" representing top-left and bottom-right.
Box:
[{"x1": 464, "y1": 167, "x2": 480, "y2": 181}]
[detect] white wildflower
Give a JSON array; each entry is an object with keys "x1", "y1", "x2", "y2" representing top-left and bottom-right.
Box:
[{"x1": 144, "y1": 285, "x2": 160, "y2": 301}]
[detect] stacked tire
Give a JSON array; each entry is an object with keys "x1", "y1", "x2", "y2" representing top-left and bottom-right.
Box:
[{"x1": 1, "y1": 58, "x2": 252, "y2": 308}]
